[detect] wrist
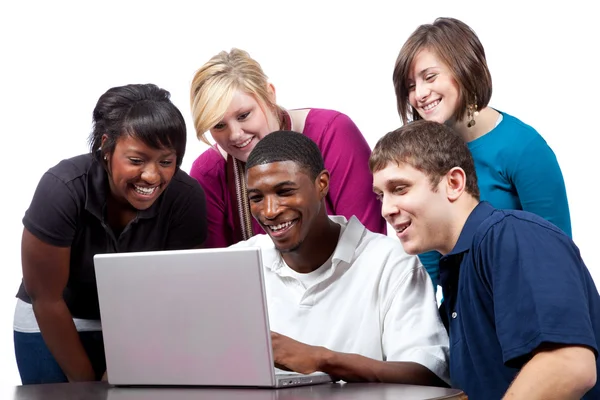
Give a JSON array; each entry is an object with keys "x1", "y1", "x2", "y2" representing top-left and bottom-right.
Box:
[{"x1": 316, "y1": 346, "x2": 335, "y2": 372}]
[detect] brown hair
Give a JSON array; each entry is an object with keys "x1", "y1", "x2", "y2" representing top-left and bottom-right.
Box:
[
  {"x1": 370, "y1": 120, "x2": 480, "y2": 199},
  {"x1": 393, "y1": 17, "x2": 492, "y2": 125}
]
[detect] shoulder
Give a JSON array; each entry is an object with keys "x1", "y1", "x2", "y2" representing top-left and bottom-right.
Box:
[
  {"x1": 350, "y1": 219, "x2": 422, "y2": 276},
  {"x1": 473, "y1": 208, "x2": 572, "y2": 258},
  {"x1": 46, "y1": 153, "x2": 95, "y2": 185},
  {"x1": 304, "y1": 108, "x2": 356, "y2": 130},
  {"x1": 189, "y1": 147, "x2": 226, "y2": 182},
  {"x1": 495, "y1": 111, "x2": 548, "y2": 145}
]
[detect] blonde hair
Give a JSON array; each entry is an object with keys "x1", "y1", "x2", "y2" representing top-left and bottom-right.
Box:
[{"x1": 190, "y1": 48, "x2": 280, "y2": 145}]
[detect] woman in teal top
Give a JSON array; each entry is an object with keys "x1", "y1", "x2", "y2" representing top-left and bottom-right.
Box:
[{"x1": 392, "y1": 17, "x2": 571, "y2": 286}]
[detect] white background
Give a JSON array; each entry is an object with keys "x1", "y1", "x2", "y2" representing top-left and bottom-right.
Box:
[{"x1": 0, "y1": 0, "x2": 598, "y2": 387}]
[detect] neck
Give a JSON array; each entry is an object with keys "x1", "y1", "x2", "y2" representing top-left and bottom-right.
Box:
[
  {"x1": 282, "y1": 215, "x2": 341, "y2": 273},
  {"x1": 105, "y1": 193, "x2": 137, "y2": 233},
  {"x1": 439, "y1": 196, "x2": 480, "y2": 255},
  {"x1": 449, "y1": 107, "x2": 500, "y2": 142}
]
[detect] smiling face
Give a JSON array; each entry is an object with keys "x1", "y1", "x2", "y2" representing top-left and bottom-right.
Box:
[
  {"x1": 104, "y1": 134, "x2": 177, "y2": 211},
  {"x1": 373, "y1": 161, "x2": 452, "y2": 255},
  {"x1": 407, "y1": 48, "x2": 462, "y2": 125},
  {"x1": 210, "y1": 90, "x2": 280, "y2": 162},
  {"x1": 247, "y1": 161, "x2": 327, "y2": 253}
]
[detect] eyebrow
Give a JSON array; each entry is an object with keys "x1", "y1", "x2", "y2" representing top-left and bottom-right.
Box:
[
  {"x1": 127, "y1": 149, "x2": 176, "y2": 158},
  {"x1": 373, "y1": 179, "x2": 410, "y2": 192},
  {"x1": 247, "y1": 180, "x2": 298, "y2": 195},
  {"x1": 408, "y1": 67, "x2": 438, "y2": 82}
]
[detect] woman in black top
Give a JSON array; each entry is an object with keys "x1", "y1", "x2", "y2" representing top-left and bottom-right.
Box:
[{"x1": 14, "y1": 84, "x2": 207, "y2": 384}]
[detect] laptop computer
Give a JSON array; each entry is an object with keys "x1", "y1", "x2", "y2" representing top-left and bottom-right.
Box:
[{"x1": 94, "y1": 247, "x2": 332, "y2": 388}]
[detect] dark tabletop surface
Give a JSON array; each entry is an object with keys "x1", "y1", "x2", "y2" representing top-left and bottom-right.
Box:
[{"x1": 4, "y1": 382, "x2": 466, "y2": 400}]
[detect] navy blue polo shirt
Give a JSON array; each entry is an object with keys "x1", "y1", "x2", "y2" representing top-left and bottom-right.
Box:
[{"x1": 440, "y1": 202, "x2": 600, "y2": 400}]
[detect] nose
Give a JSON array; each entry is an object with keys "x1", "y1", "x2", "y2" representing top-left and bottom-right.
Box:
[
  {"x1": 262, "y1": 195, "x2": 281, "y2": 220},
  {"x1": 415, "y1": 81, "x2": 430, "y2": 103},
  {"x1": 141, "y1": 163, "x2": 160, "y2": 185},
  {"x1": 229, "y1": 121, "x2": 244, "y2": 142},
  {"x1": 380, "y1": 194, "x2": 400, "y2": 222}
]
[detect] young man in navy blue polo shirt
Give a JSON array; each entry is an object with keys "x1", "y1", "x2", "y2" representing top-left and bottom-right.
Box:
[{"x1": 370, "y1": 120, "x2": 599, "y2": 400}]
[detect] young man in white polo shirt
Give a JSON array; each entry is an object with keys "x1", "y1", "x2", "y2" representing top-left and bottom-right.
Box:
[{"x1": 231, "y1": 130, "x2": 449, "y2": 385}]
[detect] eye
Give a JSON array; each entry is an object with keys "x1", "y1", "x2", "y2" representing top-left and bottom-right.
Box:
[
  {"x1": 213, "y1": 122, "x2": 226, "y2": 130},
  {"x1": 425, "y1": 73, "x2": 437, "y2": 82},
  {"x1": 238, "y1": 112, "x2": 250, "y2": 121},
  {"x1": 248, "y1": 194, "x2": 263, "y2": 204},
  {"x1": 374, "y1": 192, "x2": 383, "y2": 202},
  {"x1": 160, "y1": 160, "x2": 174, "y2": 167},
  {"x1": 407, "y1": 82, "x2": 415, "y2": 91},
  {"x1": 277, "y1": 188, "x2": 295, "y2": 196},
  {"x1": 393, "y1": 186, "x2": 407, "y2": 195},
  {"x1": 129, "y1": 158, "x2": 143, "y2": 165}
]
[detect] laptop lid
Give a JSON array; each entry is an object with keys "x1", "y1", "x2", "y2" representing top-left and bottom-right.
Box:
[{"x1": 94, "y1": 247, "x2": 278, "y2": 387}]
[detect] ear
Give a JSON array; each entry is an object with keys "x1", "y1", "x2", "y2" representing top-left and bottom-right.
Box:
[
  {"x1": 315, "y1": 169, "x2": 330, "y2": 200},
  {"x1": 267, "y1": 83, "x2": 277, "y2": 104},
  {"x1": 445, "y1": 167, "x2": 467, "y2": 202},
  {"x1": 100, "y1": 134, "x2": 109, "y2": 162}
]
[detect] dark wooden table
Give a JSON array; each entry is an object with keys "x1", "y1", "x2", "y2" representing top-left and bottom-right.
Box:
[{"x1": 4, "y1": 382, "x2": 466, "y2": 400}]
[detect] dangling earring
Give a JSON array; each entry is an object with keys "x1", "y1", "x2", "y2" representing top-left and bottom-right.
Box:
[
  {"x1": 467, "y1": 96, "x2": 479, "y2": 128},
  {"x1": 103, "y1": 155, "x2": 107, "y2": 161}
]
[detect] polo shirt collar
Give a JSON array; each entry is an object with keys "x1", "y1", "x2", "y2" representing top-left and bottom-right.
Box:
[
  {"x1": 446, "y1": 201, "x2": 496, "y2": 256},
  {"x1": 84, "y1": 156, "x2": 163, "y2": 221},
  {"x1": 265, "y1": 215, "x2": 364, "y2": 273}
]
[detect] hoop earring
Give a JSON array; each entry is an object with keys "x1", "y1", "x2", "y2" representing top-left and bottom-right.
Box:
[{"x1": 467, "y1": 96, "x2": 479, "y2": 128}]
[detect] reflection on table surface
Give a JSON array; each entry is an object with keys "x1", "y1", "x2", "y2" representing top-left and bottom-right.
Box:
[{"x1": 7, "y1": 381, "x2": 466, "y2": 400}]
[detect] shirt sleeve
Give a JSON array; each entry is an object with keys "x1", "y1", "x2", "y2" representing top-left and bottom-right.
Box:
[
  {"x1": 318, "y1": 113, "x2": 387, "y2": 235},
  {"x1": 189, "y1": 151, "x2": 232, "y2": 248},
  {"x1": 478, "y1": 216, "x2": 597, "y2": 367},
  {"x1": 165, "y1": 176, "x2": 208, "y2": 250},
  {"x1": 509, "y1": 134, "x2": 572, "y2": 237},
  {"x1": 22, "y1": 172, "x2": 79, "y2": 247},
  {"x1": 381, "y1": 252, "x2": 450, "y2": 383}
]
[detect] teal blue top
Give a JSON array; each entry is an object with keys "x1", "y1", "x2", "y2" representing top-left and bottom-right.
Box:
[{"x1": 420, "y1": 111, "x2": 572, "y2": 286}]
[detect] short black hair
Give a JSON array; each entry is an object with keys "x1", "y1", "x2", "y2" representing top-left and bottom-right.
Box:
[
  {"x1": 88, "y1": 83, "x2": 187, "y2": 167},
  {"x1": 246, "y1": 130, "x2": 324, "y2": 180}
]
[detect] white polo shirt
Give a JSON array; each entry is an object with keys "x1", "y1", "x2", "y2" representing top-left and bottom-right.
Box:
[{"x1": 231, "y1": 216, "x2": 449, "y2": 382}]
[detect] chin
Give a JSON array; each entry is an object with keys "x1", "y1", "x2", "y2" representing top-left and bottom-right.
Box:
[{"x1": 275, "y1": 241, "x2": 302, "y2": 254}]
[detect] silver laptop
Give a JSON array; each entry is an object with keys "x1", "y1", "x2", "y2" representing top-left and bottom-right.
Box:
[{"x1": 94, "y1": 247, "x2": 332, "y2": 388}]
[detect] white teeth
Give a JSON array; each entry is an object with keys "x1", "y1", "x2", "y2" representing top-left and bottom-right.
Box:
[
  {"x1": 423, "y1": 100, "x2": 440, "y2": 111},
  {"x1": 134, "y1": 185, "x2": 158, "y2": 195},
  {"x1": 270, "y1": 221, "x2": 294, "y2": 232},
  {"x1": 234, "y1": 137, "x2": 252, "y2": 148},
  {"x1": 396, "y1": 224, "x2": 409, "y2": 233}
]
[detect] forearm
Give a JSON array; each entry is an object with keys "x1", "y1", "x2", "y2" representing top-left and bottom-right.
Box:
[
  {"x1": 33, "y1": 299, "x2": 96, "y2": 382},
  {"x1": 503, "y1": 346, "x2": 596, "y2": 399},
  {"x1": 319, "y1": 348, "x2": 446, "y2": 386}
]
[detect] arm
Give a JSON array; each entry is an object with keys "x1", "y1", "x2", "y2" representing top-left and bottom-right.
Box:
[
  {"x1": 165, "y1": 171, "x2": 208, "y2": 250},
  {"x1": 271, "y1": 332, "x2": 446, "y2": 386},
  {"x1": 480, "y1": 219, "x2": 598, "y2": 396},
  {"x1": 317, "y1": 112, "x2": 387, "y2": 235},
  {"x1": 22, "y1": 228, "x2": 96, "y2": 381},
  {"x1": 503, "y1": 345, "x2": 596, "y2": 399},
  {"x1": 189, "y1": 150, "x2": 232, "y2": 248},
  {"x1": 510, "y1": 134, "x2": 572, "y2": 237}
]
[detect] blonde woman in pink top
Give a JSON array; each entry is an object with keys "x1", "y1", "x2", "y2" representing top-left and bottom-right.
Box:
[{"x1": 189, "y1": 48, "x2": 386, "y2": 248}]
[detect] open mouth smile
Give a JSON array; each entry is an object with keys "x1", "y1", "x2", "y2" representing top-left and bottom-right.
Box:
[
  {"x1": 234, "y1": 137, "x2": 253, "y2": 149},
  {"x1": 265, "y1": 219, "x2": 298, "y2": 237}
]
